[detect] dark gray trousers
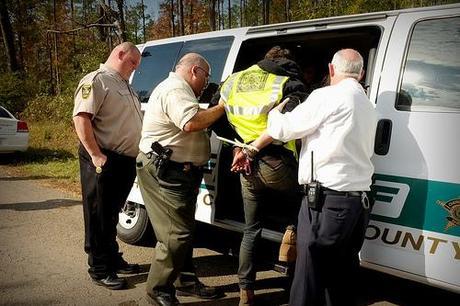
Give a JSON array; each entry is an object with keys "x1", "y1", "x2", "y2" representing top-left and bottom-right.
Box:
[{"x1": 289, "y1": 193, "x2": 370, "y2": 306}]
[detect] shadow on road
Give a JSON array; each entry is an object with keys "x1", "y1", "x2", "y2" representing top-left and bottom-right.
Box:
[
  {"x1": 357, "y1": 268, "x2": 458, "y2": 306},
  {"x1": 0, "y1": 148, "x2": 75, "y2": 165},
  {"x1": 0, "y1": 175, "x2": 70, "y2": 181},
  {"x1": 0, "y1": 199, "x2": 81, "y2": 211},
  {"x1": 182, "y1": 290, "x2": 287, "y2": 306}
]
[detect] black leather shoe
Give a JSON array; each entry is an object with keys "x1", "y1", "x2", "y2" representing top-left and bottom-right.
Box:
[
  {"x1": 115, "y1": 254, "x2": 140, "y2": 274},
  {"x1": 116, "y1": 262, "x2": 140, "y2": 274},
  {"x1": 92, "y1": 274, "x2": 127, "y2": 290},
  {"x1": 146, "y1": 291, "x2": 179, "y2": 306},
  {"x1": 176, "y1": 281, "x2": 223, "y2": 299}
]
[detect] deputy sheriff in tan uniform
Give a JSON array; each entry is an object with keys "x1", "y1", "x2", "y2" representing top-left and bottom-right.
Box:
[
  {"x1": 136, "y1": 53, "x2": 225, "y2": 305},
  {"x1": 73, "y1": 42, "x2": 142, "y2": 290}
]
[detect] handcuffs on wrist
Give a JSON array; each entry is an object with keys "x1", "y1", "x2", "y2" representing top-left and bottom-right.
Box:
[{"x1": 242, "y1": 146, "x2": 258, "y2": 161}]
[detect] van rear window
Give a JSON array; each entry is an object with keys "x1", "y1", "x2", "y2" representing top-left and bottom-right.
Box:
[
  {"x1": 176, "y1": 36, "x2": 235, "y2": 85},
  {"x1": 397, "y1": 17, "x2": 460, "y2": 112},
  {"x1": 131, "y1": 42, "x2": 182, "y2": 103}
]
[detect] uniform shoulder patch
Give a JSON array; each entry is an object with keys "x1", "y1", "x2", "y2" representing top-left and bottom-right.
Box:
[{"x1": 81, "y1": 84, "x2": 92, "y2": 99}]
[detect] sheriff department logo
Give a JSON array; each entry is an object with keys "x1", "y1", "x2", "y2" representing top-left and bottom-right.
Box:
[
  {"x1": 437, "y1": 197, "x2": 460, "y2": 231},
  {"x1": 81, "y1": 84, "x2": 92, "y2": 99},
  {"x1": 237, "y1": 70, "x2": 269, "y2": 92}
]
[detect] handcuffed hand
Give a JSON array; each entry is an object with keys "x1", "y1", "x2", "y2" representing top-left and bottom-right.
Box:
[{"x1": 231, "y1": 148, "x2": 252, "y2": 175}]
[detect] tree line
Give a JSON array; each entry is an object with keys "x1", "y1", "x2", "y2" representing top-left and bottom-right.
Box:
[{"x1": 0, "y1": 0, "x2": 456, "y2": 116}]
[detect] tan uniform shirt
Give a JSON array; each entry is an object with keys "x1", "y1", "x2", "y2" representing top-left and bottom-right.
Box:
[
  {"x1": 139, "y1": 72, "x2": 210, "y2": 166},
  {"x1": 73, "y1": 64, "x2": 142, "y2": 158}
]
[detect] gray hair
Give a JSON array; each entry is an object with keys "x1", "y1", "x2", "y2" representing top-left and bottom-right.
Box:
[
  {"x1": 175, "y1": 53, "x2": 209, "y2": 71},
  {"x1": 331, "y1": 49, "x2": 363, "y2": 79}
]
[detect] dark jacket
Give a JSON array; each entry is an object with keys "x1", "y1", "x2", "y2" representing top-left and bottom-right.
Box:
[{"x1": 257, "y1": 58, "x2": 308, "y2": 113}]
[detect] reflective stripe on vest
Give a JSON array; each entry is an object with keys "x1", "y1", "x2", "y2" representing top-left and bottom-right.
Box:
[{"x1": 222, "y1": 65, "x2": 297, "y2": 157}]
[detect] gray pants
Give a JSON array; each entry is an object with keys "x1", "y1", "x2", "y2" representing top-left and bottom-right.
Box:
[
  {"x1": 238, "y1": 152, "x2": 301, "y2": 289},
  {"x1": 136, "y1": 152, "x2": 202, "y2": 294}
]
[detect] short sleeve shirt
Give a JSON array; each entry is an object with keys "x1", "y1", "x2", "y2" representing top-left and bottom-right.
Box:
[
  {"x1": 73, "y1": 64, "x2": 142, "y2": 157},
  {"x1": 139, "y1": 72, "x2": 210, "y2": 165}
]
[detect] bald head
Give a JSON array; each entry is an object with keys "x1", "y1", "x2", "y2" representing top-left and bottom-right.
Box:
[
  {"x1": 175, "y1": 53, "x2": 211, "y2": 97},
  {"x1": 105, "y1": 42, "x2": 141, "y2": 80},
  {"x1": 175, "y1": 53, "x2": 209, "y2": 73},
  {"x1": 329, "y1": 49, "x2": 364, "y2": 85}
]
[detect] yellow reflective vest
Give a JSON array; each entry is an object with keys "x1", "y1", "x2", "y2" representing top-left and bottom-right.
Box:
[{"x1": 220, "y1": 64, "x2": 297, "y2": 157}]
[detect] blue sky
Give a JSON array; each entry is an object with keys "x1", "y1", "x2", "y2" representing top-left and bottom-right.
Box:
[{"x1": 126, "y1": 0, "x2": 160, "y2": 20}]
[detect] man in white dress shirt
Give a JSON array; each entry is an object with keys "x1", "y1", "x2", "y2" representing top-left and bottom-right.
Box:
[{"x1": 267, "y1": 49, "x2": 377, "y2": 306}]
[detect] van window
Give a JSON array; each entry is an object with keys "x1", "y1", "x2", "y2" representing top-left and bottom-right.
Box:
[
  {"x1": 131, "y1": 42, "x2": 182, "y2": 103},
  {"x1": 176, "y1": 36, "x2": 235, "y2": 85},
  {"x1": 233, "y1": 26, "x2": 381, "y2": 92},
  {"x1": 397, "y1": 17, "x2": 460, "y2": 112}
]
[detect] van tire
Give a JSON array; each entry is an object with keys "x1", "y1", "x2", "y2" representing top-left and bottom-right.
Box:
[{"x1": 117, "y1": 201, "x2": 154, "y2": 245}]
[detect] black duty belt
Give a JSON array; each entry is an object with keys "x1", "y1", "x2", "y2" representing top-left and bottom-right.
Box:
[
  {"x1": 145, "y1": 152, "x2": 202, "y2": 172},
  {"x1": 301, "y1": 185, "x2": 362, "y2": 197},
  {"x1": 168, "y1": 160, "x2": 202, "y2": 172},
  {"x1": 321, "y1": 187, "x2": 362, "y2": 197}
]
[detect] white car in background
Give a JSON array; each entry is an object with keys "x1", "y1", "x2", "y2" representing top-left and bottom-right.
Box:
[{"x1": 0, "y1": 106, "x2": 29, "y2": 153}]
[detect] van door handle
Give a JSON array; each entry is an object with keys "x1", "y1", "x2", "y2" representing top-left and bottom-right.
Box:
[{"x1": 374, "y1": 119, "x2": 392, "y2": 155}]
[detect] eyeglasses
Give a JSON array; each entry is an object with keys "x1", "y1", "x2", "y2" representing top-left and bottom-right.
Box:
[{"x1": 196, "y1": 66, "x2": 211, "y2": 79}]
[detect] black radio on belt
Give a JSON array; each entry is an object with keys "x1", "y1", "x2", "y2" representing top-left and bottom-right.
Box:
[{"x1": 306, "y1": 151, "x2": 321, "y2": 210}]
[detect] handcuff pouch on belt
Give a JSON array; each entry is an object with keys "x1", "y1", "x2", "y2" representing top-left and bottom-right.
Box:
[{"x1": 150, "y1": 141, "x2": 172, "y2": 180}]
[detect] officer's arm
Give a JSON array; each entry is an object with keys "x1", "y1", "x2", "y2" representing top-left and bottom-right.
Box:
[
  {"x1": 183, "y1": 99, "x2": 225, "y2": 132},
  {"x1": 73, "y1": 112, "x2": 107, "y2": 167},
  {"x1": 250, "y1": 133, "x2": 273, "y2": 151},
  {"x1": 246, "y1": 98, "x2": 292, "y2": 152}
]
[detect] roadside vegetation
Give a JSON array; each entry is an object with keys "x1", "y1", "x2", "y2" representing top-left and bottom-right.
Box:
[{"x1": 0, "y1": 97, "x2": 80, "y2": 195}]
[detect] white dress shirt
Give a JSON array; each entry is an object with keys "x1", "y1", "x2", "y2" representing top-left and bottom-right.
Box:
[{"x1": 267, "y1": 78, "x2": 377, "y2": 191}]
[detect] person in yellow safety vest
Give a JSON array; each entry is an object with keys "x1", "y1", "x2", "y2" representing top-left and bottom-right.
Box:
[{"x1": 216, "y1": 46, "x2": 309, "y2": 306}]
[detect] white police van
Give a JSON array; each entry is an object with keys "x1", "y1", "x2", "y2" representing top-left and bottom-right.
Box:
[{"x1": 117, "y1": 4, "x2": 460, "y2": 293}]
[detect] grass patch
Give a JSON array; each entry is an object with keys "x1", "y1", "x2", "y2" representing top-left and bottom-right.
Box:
[{"x1": 1, "y1": 120, "x2": 81, "y2": 195}]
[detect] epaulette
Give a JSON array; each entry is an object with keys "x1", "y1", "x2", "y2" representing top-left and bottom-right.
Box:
[{"x1": 81, "y1": 69, "x2": 105, "y2": 85}]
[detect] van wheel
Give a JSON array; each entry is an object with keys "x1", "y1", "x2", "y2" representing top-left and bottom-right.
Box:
[{"x1": 117, "y1": 201, "x2": 154, "y2": 245}]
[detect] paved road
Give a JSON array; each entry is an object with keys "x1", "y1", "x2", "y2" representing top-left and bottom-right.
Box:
[{"x1": 0, "y1": 166, "x2": 457, "y2": 305}]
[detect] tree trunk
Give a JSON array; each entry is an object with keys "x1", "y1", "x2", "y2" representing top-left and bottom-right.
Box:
[
  {"x1": 15, "y1": 0, "x2": 25, "y2": 71},
  {"x1": 285, "y1": 0, "x2": 290, "y2": 22},
  {"x1": 189, "y1": 1, "x2": 193, "y2": 34},
  {"x1": 115, "y1": 0, "x2": 127, "y2": 42},
  {"x1": 240, "y1": 0, "x2": 243, "y2": 26},
  {"x1": 209, "y1": 0, "x2": 216, "y2": 31},
  {"x1": 171, "y1": 0, "x2": 175, "y2": 36},
  {"x1": 221, "y1": 0, "x2": 224, "y2": 29},
  {"x1": 0, "y1": 0, "x2": 20, "y2": 72},
  {"x1": 141, "y1": 0, "x2": 146, "y2": 42},
  {"x1": 216, "y1": 0, "x2": 220, "y2": 30},
  {"x1": 53, "y1": 0, "x2": 60, "y2": 95},
  {"x1": 228, "y1": 0, "x2": 231, "y2": 28},
  {"x1": 71, "y1": 0, "x2": 76, "y2": 53},
  {"x1": 263, "y1": 0, "x2": 270, "y2": 24},
  {"x1": 179, "y1": 0, "x2": 184, "y2": 35}
]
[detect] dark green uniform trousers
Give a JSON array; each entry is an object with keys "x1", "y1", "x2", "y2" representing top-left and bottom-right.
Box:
[{"x1": 136, "y1": 152, "x2": 202, "y2": 294}]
